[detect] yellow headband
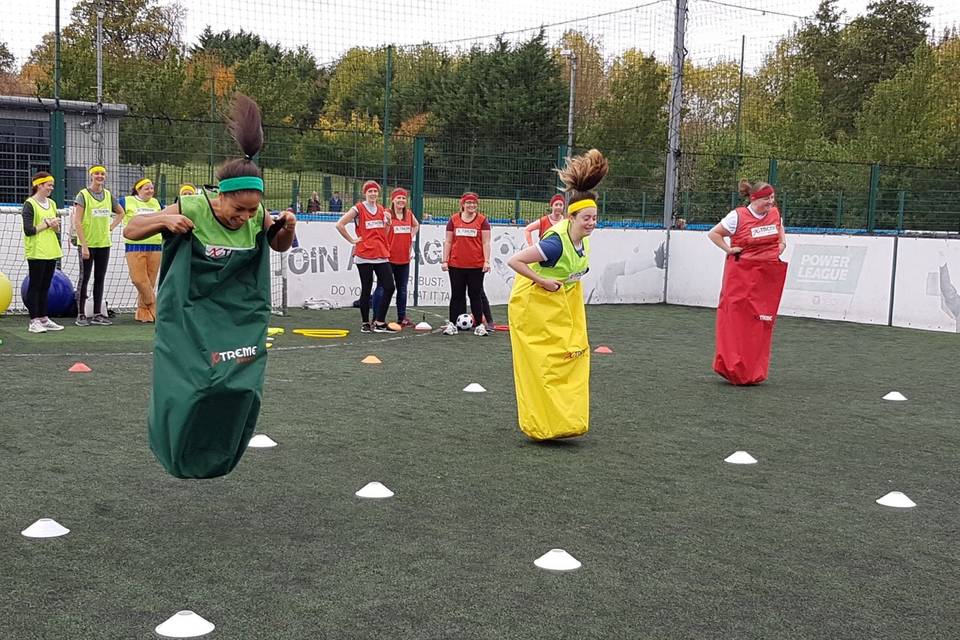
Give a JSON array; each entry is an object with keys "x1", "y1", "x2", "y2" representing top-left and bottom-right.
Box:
[
  {"x1": 179, "y1": 185, "x2": 197, "y2": 196},
  {"x1": 32, "y1": 176, "x2": 54, "y2": 187},
  {"x1": 567, "y1": 199, "x2": 598, "y2": 214},
  {"x1": 134, "y1": 178, "x2": 152, "y2": 191},
  {"x1": 88, "y1": 165, "x2": 106, "y2": 175}
]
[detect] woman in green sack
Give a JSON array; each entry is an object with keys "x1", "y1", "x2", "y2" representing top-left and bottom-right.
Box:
[{"x1": 124, "y1": 94, "x2": 296, "y2": 478}]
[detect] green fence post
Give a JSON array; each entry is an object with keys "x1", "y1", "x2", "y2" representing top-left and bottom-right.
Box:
[
  {"x1": 514, "y1": 189, "x2": 521, "y2": 222},
  {"x1": 321, "y1": 176, "x2": 332, "y2": 202},
  {"x1": 601, "y1": 191, "x2": 606, "y2": 217},
  {"x1": 411, "y1": 136, "x2": 425, "y2": 307},
  {"x1": 49, "y1": 111, "x2": 66, "y2": 206},
  {"x1": 897, "y1": 190, "x2": 905, "y2": 233},
  {"x1": 866, "y1": 163, "x2": 880, "y2": 233},
  {"x1": 641, "y1": 192, "x2": 647, "y2": 222},
  {"x1": 158, "y1": 174, "x2": 167, "y2": 206},
  {"x1": 290, "y1": 179, "x2": 299, "y2": 212},
  {"x1": 780, "y1": 193, "x2": 787, "y2": 225},
  {"x1": 835, "y1": 190, "x2": 844, "y2": 228},
  {"x1": 767, "y1": 158, "x2": 779, "y2": 187}
]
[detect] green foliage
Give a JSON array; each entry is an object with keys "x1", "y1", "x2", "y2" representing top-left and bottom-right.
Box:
[{"x1": 11, "y1": 0, "x2": 960, "y2": 230}]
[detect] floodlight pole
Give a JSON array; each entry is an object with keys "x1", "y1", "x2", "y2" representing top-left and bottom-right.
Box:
[
  {"x1": 662, "y1": 0, "x2": 688, "y2": 230},
  {"x1": 565, "y1": 51, "x2": 577, "y2": 160},
  {"x1": 95, "y1": 2, "x2": 105, "y2": 165}
]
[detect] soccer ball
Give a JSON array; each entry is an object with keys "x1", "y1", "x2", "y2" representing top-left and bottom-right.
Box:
[{"x1": 455, "y1": 313, "x2": 475, "y2": 331}]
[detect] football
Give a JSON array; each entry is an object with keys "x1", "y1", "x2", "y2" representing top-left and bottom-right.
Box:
[{"x1": 455, "y1": 313, "x2": 475, "y2": 330}]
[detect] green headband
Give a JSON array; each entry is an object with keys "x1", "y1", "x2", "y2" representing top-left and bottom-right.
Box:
[{"x1": 218, "y1": 176, "x2": 264, "y2": 193}]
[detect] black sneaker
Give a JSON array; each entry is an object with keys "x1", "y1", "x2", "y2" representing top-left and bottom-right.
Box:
[
  {"x1": 360, "y1": 322, "x2": 372, "y2": 333},
  {"x1": 75, "y1": 315, "x2": 91, "y2": 327},
  {"x1": 373, "y1": 322, "x2": 398, "y2": 333},
  {"x1": 90, "y1": 314, "x2": 113, "y2": 326}
]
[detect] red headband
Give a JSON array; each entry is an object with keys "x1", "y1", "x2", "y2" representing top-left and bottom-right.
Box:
[
  {"x1": 390, "y1": 188, "x2": 408, "y2": 201},
  {"x1": 361, "y1": 180, "x2": 381, "y2": 194},
  {"x1": 549, "y1": 194, "x2": 565, "y2": 207},
  {"x1": 749, "y1": 185, "x2": 774, "y2": 201},
  {"x1": 460, "y1": 193, "x2": 479, "y2": 207}
]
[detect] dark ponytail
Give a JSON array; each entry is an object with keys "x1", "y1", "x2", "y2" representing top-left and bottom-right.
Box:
[
  {"x1": 216, "y1": 93, "x2": 264, "y2": 192},
  {"x1": 556, "y1": 149, "x2": 609, "y2": 210}
]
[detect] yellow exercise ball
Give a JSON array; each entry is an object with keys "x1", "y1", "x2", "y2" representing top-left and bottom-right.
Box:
[{"x1": 0, "y1": 271, "x2": 12, "y2": 314}]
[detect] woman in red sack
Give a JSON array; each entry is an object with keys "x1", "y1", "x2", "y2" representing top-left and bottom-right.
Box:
[{"x1": 707, "y1": 179, "x2": 787, "y2": 385}]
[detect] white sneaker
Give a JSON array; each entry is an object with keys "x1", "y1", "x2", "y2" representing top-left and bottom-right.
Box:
[
  {"x1": 442, "y1": 322, "x2": 457, "y2": 336},
  {"x1": 474, "y1": 324, "x2": 488, "y2": 337},
  {"x1": 40, "y1": 317, "x2": 64, "y2": 331},
  {"x1": 28, "y1": 319, "x2": 47, "y2": 333}
]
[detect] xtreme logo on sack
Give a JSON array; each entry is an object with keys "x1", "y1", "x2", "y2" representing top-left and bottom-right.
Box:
[{"x1": 211, "y1": 345, "x2": 259, "y2": 366}]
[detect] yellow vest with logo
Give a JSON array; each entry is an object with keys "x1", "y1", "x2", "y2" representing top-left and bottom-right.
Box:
[
  {"x1": 78, "y1": 188, "x2": 114, "y2": 248},
  {"x1": 24, "y1": 197, "x2": 64, "y2": 260},
  {"x1": 123, "y1": 196, "x2": 163, "y2": 245}
]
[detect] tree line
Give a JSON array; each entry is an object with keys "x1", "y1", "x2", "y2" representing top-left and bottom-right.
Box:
[{"x1": 4, "y1": 0, "x2": 959, "y2": 225}]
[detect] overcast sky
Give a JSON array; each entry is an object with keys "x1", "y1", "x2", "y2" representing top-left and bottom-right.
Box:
[{"x1": 6, "y1": 0, "x2": 960, "y2": 71}]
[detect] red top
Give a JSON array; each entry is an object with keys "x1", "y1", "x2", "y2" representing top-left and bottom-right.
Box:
[
  {"x1": 354, "y1": 202, "x2": 390, "y2": 260},
  {"x1": 731, "y1": 206, "x2": 782, "y2": 262},
  {"x1": 538, "y1": 215, "x2": 556, "y2": 240},
  {"x1": 388, "y1": 208, "x2": 415, "y2": 264},
  {"x1": 446, "y1": 212, "x2": 489, "y2": 268}
]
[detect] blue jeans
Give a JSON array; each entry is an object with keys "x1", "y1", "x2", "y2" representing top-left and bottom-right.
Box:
[{"x1": 372, "y1": 262, "x2": 411, "y2": 321}]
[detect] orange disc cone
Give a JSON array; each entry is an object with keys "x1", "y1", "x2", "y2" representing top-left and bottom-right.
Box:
[
  {"x1": 361, "y1": 355, "x2": 382, "y2": 364},
  {"x1": 69, "y1": 362, "x2": 92, "y2": 373},
  {"x1": 593, "y1": 346, "x2": 613, "y2": 354}
]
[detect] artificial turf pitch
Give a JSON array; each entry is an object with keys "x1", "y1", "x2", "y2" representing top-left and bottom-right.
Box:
[{"x1": 1, "y1": 305, "x2": 958, "y2": 639}]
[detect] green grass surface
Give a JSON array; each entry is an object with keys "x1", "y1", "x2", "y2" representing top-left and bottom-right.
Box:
[{"x1": 2, "y1": 305, "x2": 959, "y2": 639}]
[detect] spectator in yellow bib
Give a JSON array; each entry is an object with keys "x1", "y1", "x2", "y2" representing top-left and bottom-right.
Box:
[
  {"x1": 121, "y1": 177, "x2": 163, "y2": 322},
  {"x1": 73, "y1": 164, "x2": 125, "y2": 326},
  {"x1": 21, "y1": 172, "x2": 65, "y2": 333}
]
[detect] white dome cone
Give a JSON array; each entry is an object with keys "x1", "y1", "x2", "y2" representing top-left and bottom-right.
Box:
[
  {"x1": 155, "y1": 610, "x2": 215, "y2": 638},
  {"x1": 463, "y1": 383, "x2": 486, "y2": 393},
  {"x1": 534, "y1": 548, "x2": 581, "y2": 571},
  {"x1": 876, "y1": 491, "x2": 916, "y2": 508},
  {"x1": 724, "y1": 451, "x2": 758, "y2": 465},
  {"x1": 248, "y1": 434, "x2": 277, "y2": 448},
  {"x1": 883, "y1": 391, "x2": 907, "y2": 401},
  {"x1": 356, "y1": 481, "x2": 394, "y2": 499},
  {"x1": 21, "y1": 518, "x2": 70, "y2": 538},
  {"x1": 415, "y1": 321, "x2": 432, "y2": 331}
]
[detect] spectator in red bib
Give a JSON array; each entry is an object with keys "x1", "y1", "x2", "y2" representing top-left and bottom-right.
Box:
[
  {"x1": 371, "y1": 187, "x2": 420, "y2": 327},
  {"x1": 335, "y1": 180, "x2": 397, "y2": 333},
  {"x1": 707, "y1": 179, "x2": 788, "y2": 385},
  {"x1": 441, "y1": 192, "x2": 492, "y2": 336},
  {"x1": 523, "y1": 194, "x2": 566, "y2": 246}
]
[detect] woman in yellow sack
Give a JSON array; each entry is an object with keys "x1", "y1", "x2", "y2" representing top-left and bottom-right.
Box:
[{"x1": 506, "y1": 149, "x2": 608, "y2": 441}]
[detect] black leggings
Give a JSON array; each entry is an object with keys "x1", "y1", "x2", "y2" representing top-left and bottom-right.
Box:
[
  {"x1": 77, "y1": 247, "x2": 110, "y2": 316},
  {"x1": 25, "y1": 259, "x2": 57, "y2": 319},
  {"x1": 448, "y1": 267, "x2": 485, "y2": 324},
  {"x1": 357, "y1": 262, "x2": 395, "y2": 323}
]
